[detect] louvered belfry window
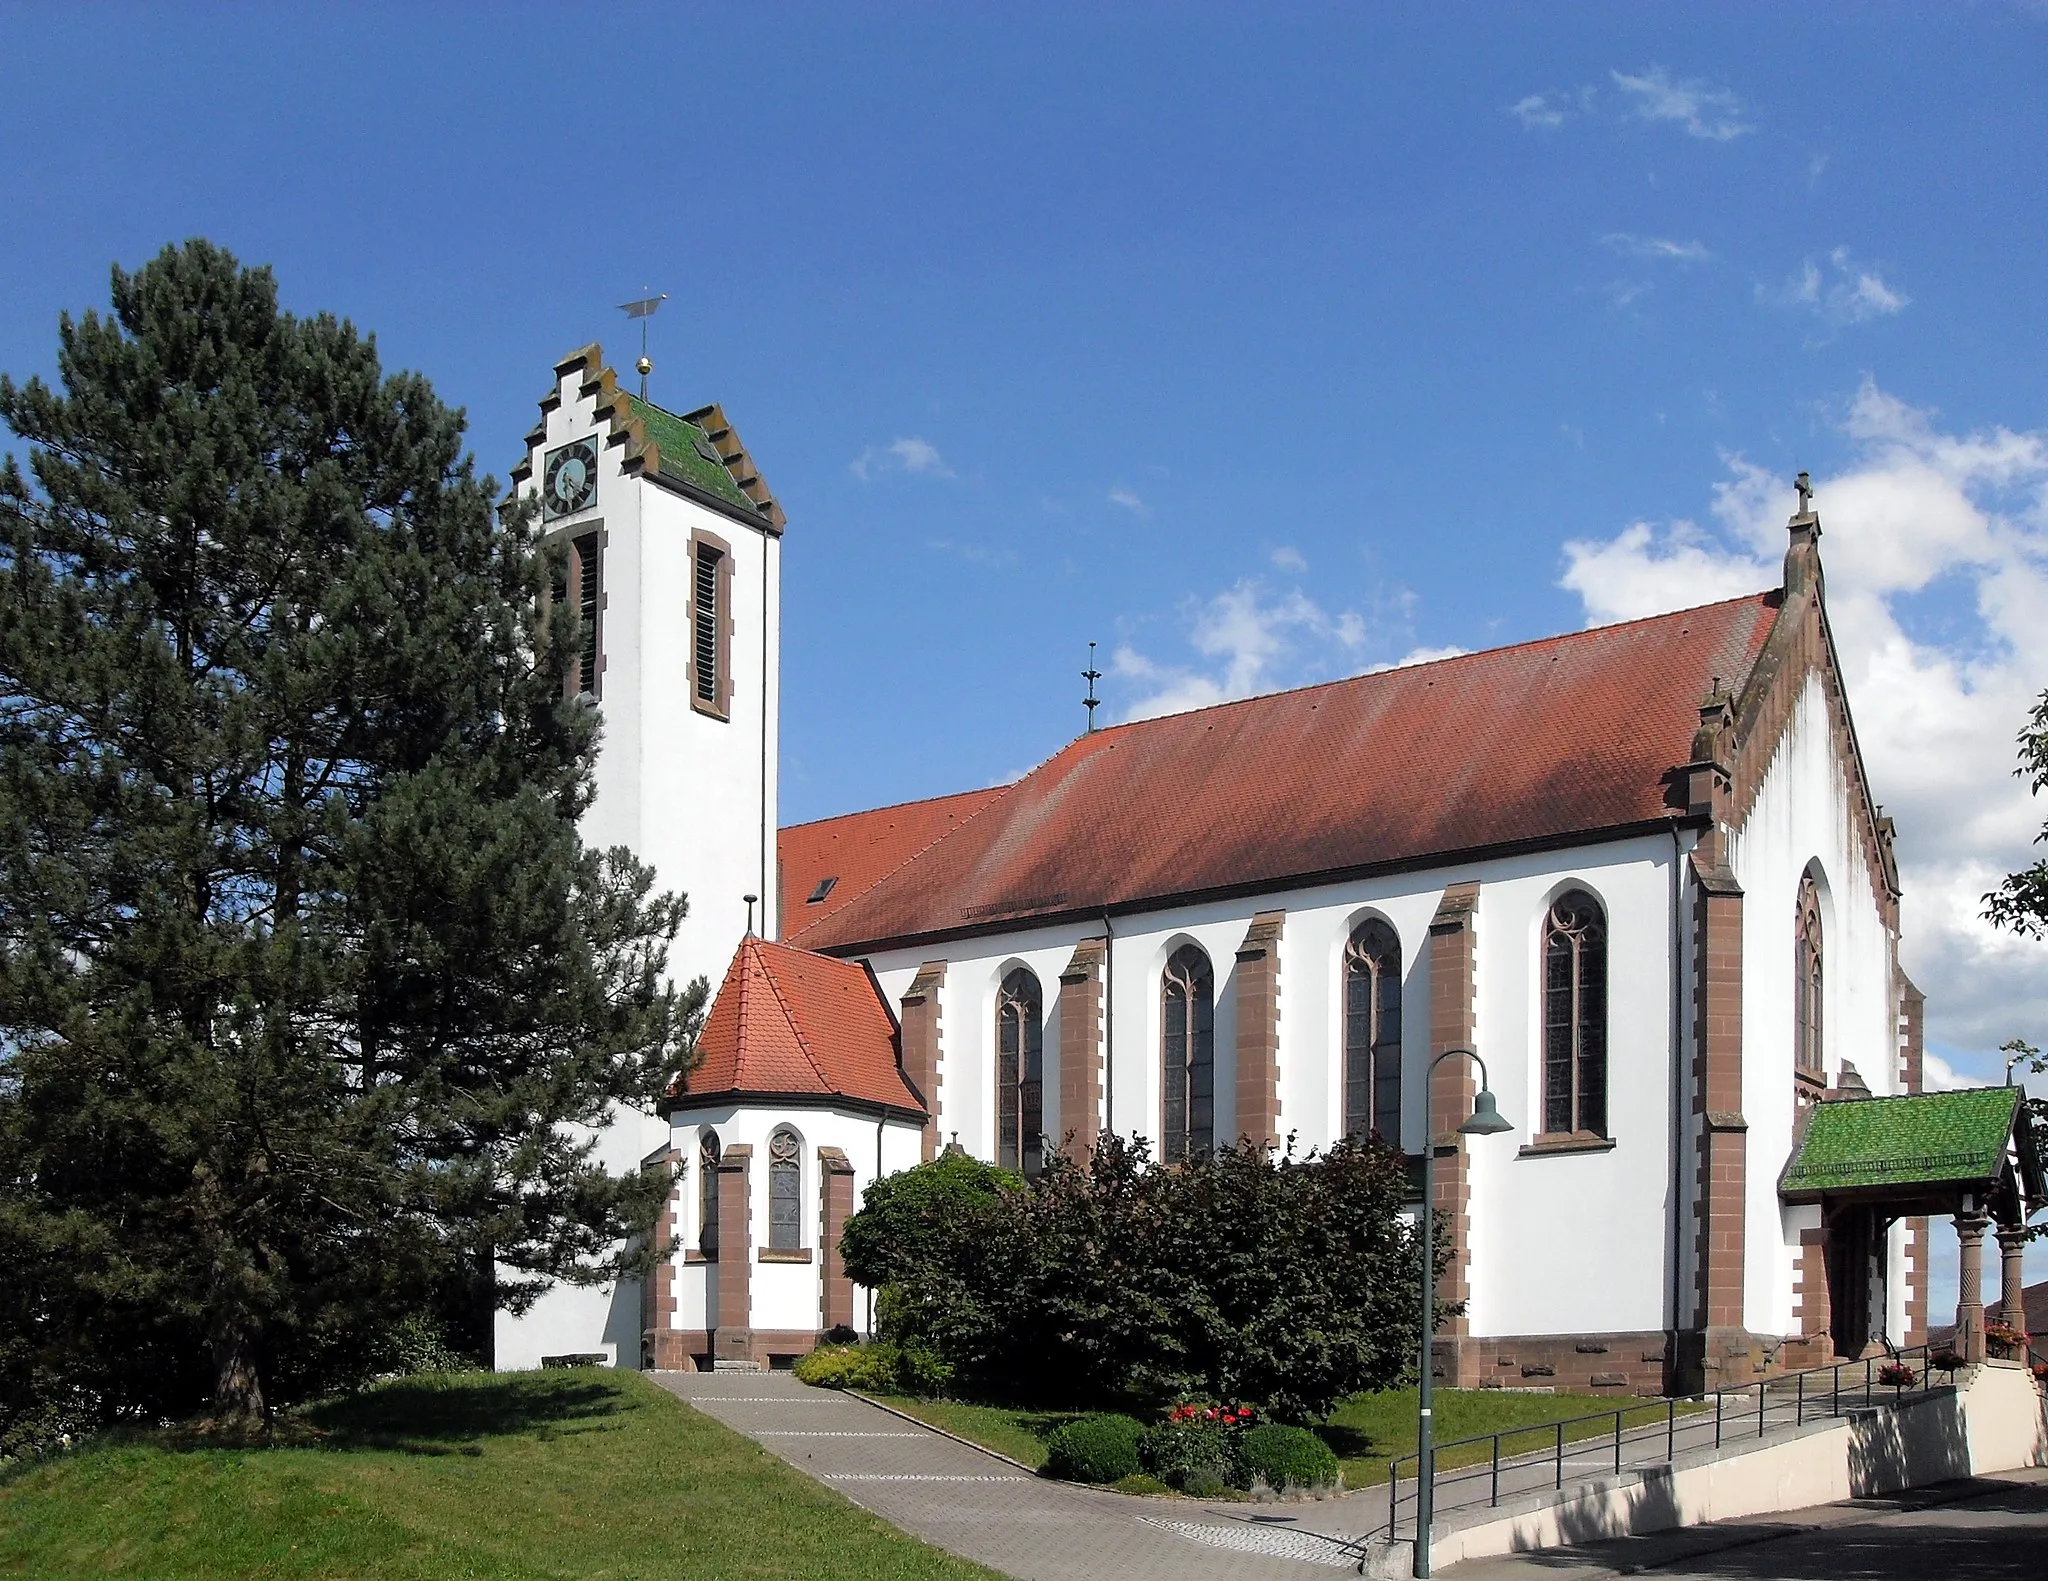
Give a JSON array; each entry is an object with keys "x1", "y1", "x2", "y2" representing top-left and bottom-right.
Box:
[
  {"x1": 768, "y1": 1127, "x2": 802, "y2": 1251},
  {"x1": 1343, "y1": 919, "x2": 1403, "y2": 1143},
  {"x1": 572, "y1": 530, "x2": 600, "y2": 696},
  {"x1": 996, "y1": 968, "x2": 1044, "y2": 1177},
  {"x1": 1161, "y1": 945, "x2": 1215, "y2": 1164},
  {"x1": 693, "y1": 541, "x2": 723, "y2": 705},
  {"x1": 1542, "y1": 891, "x2": 1608, "y2": 1137}
]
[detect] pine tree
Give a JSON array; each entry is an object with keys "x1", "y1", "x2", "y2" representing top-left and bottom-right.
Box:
[{"x1": 0, "y1": 241, "x2": 700, "y2": 1429}]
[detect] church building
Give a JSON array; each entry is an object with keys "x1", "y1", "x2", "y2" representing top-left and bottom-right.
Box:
[{"x1": 494, "y1": 345, "x2": 2034, "y2": 1397}]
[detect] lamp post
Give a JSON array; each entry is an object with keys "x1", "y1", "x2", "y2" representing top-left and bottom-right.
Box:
[{"x1": 1415, "y1": 1046, "x2": 1514, "y2": 1580}]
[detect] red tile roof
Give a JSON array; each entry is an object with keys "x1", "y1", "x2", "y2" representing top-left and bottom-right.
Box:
[
  {"x1": 787, "y1": 593, "x2": 1781, "y2": 953},
  {"x1": 779, "y1": 786, "x2": 1008, "y2": 935},
  {"x1": 680, "y1": 937, "x2": 925, "y2": 1115}
]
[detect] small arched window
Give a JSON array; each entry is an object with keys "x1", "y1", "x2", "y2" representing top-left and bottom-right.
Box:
[
  {"x1": 1344, "y1": 919, "x2": 1404, "y2": 1143},
  {"x1": 1161, "y1": 944, "x2": 1215, "y2": 1164},
  {"x1": 698, "y1": 1130, "x2": 721, "y2": 1257},
  {"x1": 1542, "y1": 890, "x2": 1608, "y2": 1137},
  {"x1": 1795, "y1": 873, "x2": 1825, "y2": 1079},
  {"x1": 996, "y1": 968, "x2": 1045, "y2": 1177},
  {"x1": 768, "y1": 1126, "x2": 802, "y2": 1251}
]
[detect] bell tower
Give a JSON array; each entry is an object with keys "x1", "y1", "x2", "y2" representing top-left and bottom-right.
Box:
[
  {"x1": 509, "y1": 344, "x2": 785, "y2": 974},
  {"x1": 495, "y1": 345, "x2": 786, "y2": 1370}
]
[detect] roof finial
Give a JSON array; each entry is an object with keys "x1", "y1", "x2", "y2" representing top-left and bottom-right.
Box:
[
  {"x1": 1082, "y1": 641, "x2": 1102, "y2": 733},
  {"x1": 743, "y1": 893, "x2": 758, "y2": 937},
  {"x1": 1794, "y1": 470, "x2": 1813, "y2": 516},
  {"x1": 618, "y1": 290, "x2": 667, "y2": 400}
]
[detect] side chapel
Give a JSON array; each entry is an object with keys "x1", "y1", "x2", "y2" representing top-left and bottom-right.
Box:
[{"x1": 495, "y1": 347, "x2": 2041, "y2": 1393}]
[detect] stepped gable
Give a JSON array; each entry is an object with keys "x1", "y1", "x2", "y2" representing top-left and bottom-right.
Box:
[
  {"x1": 680, "y1": 937, "x2": 924, "y2": 1116},
  {"x1": 780, "y1": 786, "x2": 1010, "y2": 936},
  {"x1": 793, "y1": 592, "x2": 1780, "y2": 953}
]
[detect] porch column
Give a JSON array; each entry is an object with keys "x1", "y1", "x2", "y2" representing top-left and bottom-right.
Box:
[
  {"x1": 1953, "y1": 1210, "x2": 1988, "y2": 1364},
  {"x1": 1996, "y1": 1225, "x2": 2029, "y2": 1332}
]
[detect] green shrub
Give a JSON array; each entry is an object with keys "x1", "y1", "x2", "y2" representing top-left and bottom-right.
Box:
[
  {"x1": 793, "y1": 1343, "x2": 896, "y2": 1391},
  {"x1": 1044, "y1": 1413, "x2": 1145, "y2": 1483},
  {"x1": 1239, "y1": 1423, "x2": 1340, "y2": 1491},
  {"x1": 792, "y1": 1341, "x2": 955, "y2": 1397},
  {"x1": 1140, "y1": 1404, "x2": 1249, "y2": 1491}
]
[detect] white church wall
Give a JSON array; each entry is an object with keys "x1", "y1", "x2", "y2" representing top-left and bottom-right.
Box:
[
  {"x1": 667, "y1": 1104, "x2": 923, "y2": 1346},
  {"x1": 862, "y1": 831, "x2": 1684, "y2": 1341},
  {"x1": 1728, "y1": 671, "x2": 1899, "y2": 1339}
]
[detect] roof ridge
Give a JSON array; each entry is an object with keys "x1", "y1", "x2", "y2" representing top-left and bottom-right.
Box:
[
  {"x1": 1070, "y1": 589, "x2": 1778, "y2": 741},
  {"x1": 752, "y1": 939, "x2": 840, "y2": 1094},
  {"x1": 780, "y1": 783, "x2": 1008, "y2": 834},
  {"x1": 784, "y1": 783, "x2": 1019, "y2": 946}
]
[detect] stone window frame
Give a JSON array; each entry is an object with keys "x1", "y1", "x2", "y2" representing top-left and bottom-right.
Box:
[
  {"x1": 1538, "y1": 888, "x2": 1609, "y2": 1143},
  {"x1": 1795, "y1": 868, "x2": 1826, "y2": 1085},
  {"x1": 762, "y1": 1124, "x2": 808, "y2": 1259},
  {"x1": 1160, "y1": 942, "x2": 1215, "y2": 1164},
  {"x1": 543, "y1": 519, "x2": 605, "y2": 701},
  {"x1": 996, "y1": 966, "x2": 1045, "y2": 1178},
  {"x1": 1342, "y1": 916, "x2": 1404, "y2": 1145},
  {"x1": 688, "y1": 527, "x2": 734, "y2": 722},
  {"x1": 696, "y1": 1129, "x2": 721, "y2": 1260}
]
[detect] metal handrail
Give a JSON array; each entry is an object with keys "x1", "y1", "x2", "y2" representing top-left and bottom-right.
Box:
[{"x1": 1383, "y1": 1342, "x2": 1948, "y2": 1543}]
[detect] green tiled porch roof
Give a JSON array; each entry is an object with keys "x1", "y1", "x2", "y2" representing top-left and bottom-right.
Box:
[
  {"x1": 623, "y1": 394, "x2": 755, "y2": 511},
  {"x1": 1781, "y1": 1087, "x2": 2021, "y2": 1198}
]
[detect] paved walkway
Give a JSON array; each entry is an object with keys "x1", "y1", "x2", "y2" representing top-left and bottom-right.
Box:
[
  {"x1": 651, "y1": 1369, "x2": 1364, "y2": 1580},
  {"x1": 1445, "y1": 1466, "x2": 2048, "y2": 1579}
]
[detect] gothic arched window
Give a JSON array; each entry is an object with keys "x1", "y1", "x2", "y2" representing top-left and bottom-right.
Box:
[
  {"x1": 1344, "y1": 919, "x2": 1404, "y2": 1143},
  {"x1": 768, "y1": 1127, "x2": 802, "y2": 1251},
  {"x1": 1161, "y1": 944, "x2": 1215, "y2": 1164},
  {"x1": 698, "y1": 1130, "x2": 721, "y2": 1258},
  {"x1": 996, "y1": 968, "x2": 1045, "y2": 1177},
  {"x1": 1795, "y1": 873, "x2": 1825, "y2": 1079},
  {"x1": 1542, "y1": 890, "x2": 1608, "y2": 1137}
]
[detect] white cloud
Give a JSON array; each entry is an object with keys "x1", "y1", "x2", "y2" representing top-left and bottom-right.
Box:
[
  {"x1": 1507, "y1": 86, "x2": 1597, "y2": 130},
  {"x1": 1560, "y1": 381, "x2": 2048, "y2": 1056},
  {"x1": 1761, "y1": 248, "x2": 1909, "y2": 327},
  {"x1": 1508, "y1": 93, "x2": 1569, "y2": 129},
  {"x1": 1271, "y1": 545, "x2": 1309, "y2": 573},
  {"x1": 850, "y1": 435, "x2": 954, "y2": 481},
  {"x1": 1601, "y1": 233, "x2": 1710, "y2": 263},
  {"x1": 1107, "y1": 487, "x2": 1147, "y2": 516},
  {"x1": 1116, "y1": 580, "x2": 1370, "y2": 723},
  {"x1": 1611, "y1": 65, "x2": 1753, "y2": 141}
]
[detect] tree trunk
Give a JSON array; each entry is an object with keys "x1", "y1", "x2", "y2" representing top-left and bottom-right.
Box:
[{"x1": 210, "y1": 1312, "x2": 267, "y2": 1429}]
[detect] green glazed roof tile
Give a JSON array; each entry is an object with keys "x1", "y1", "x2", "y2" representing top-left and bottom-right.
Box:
[
  {"x1": 623, "y1": 394, "x2": 756, "y2": 512},
  {"x1": 1782, "y1": 1086, "x2": 2020, "y2": 1195}
]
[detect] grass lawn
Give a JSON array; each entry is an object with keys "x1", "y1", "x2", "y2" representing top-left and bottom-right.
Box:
[
  {"x1": 866, "y1": 1398, "x2": 1088, "y2": 1470},
  {"x1": 870, "y1": 1388, "x2": 1695, "y2": 1494},
  {"x1": 1322, "y1": 1388, "x2": 1705, "y2": 1491},
  {"x1": 0, "y1": 1369, "x2": 1004, "y2": 1581}
]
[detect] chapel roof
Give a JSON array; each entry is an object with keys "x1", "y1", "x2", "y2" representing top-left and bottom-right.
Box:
[
  {"x1": 782, "y1": 591, "x2": 1780, "y2": 953},
  {"x1": 678, "y1": 935, "x2": 924, "y2": 1117}
]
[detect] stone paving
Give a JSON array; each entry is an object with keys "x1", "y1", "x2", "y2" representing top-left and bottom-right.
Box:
[{"x1": 652, "y1": 1369, "x2": 1366, "y2": 1579}]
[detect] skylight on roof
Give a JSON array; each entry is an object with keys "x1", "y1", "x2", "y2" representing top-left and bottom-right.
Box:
[{"x1": 806, "y1": 876, "x2": 839, "y2": 904}]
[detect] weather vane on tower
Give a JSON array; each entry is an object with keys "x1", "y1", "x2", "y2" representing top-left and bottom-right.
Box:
[
  {"x1": 1083, "y1": 641, "x2": 1102, "y2": 732},
  {"x1": 617, "y1": 290, "x2": 668, "y2": 400}
]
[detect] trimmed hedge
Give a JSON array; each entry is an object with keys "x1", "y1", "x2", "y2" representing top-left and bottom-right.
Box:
[
  {"x1": 1239, "y1": 1423, "x2": 1340, "y2": 1490},
  {"x1": 791, "y1": 1341, "x2": 952, "y2": 1396},
  {"x1": 1043, "y1": 1413, "x2": 1145, "y2": 1483}
]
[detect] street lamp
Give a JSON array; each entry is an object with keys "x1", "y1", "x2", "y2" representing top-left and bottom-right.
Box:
[{"x1": 1415, "y1": 1047, "x2": 1514, "y2": 1580}]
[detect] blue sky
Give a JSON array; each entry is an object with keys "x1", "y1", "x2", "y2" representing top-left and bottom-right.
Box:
[{"x1": 4, "y1": 2, "x2": 2046, "y2": 1144}]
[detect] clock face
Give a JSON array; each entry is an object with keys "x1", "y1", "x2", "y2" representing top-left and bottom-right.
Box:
[{"x1": 543, "y1": 438, "x2": 598, "y2": 519}]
